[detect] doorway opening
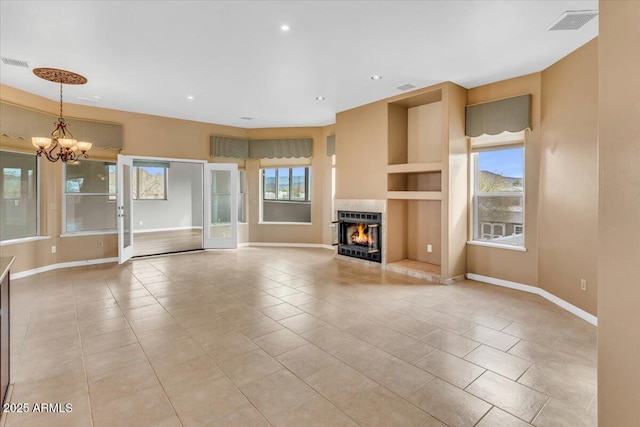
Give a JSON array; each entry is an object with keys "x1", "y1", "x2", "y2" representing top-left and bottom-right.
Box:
[{"x1": 131, "y1": 159, "x2": 203, "y2": 257}]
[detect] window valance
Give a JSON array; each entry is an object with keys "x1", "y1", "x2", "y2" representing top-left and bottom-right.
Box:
[
  {"x1": 211, "y1": 136, "x2": 250, "y2": 159},
  {"x1": 211, "y1": 135, "x2": 312, "y2": 159},
  {"x1": 465, "y1": 94, "x2": 531, "y2": 137},
  {"x1": 0, "y1": 102, "x2": 123, "y2": 150},
  {"x1": 326, "y1": 134, "x2": 336, "y2": 156}
]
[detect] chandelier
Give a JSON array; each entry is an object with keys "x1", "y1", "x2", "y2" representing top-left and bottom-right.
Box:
[{"x1": 31, "y1": 68, "x2": 92, "y2": 163}]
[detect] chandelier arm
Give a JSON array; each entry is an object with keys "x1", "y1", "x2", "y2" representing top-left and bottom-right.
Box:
[{"x1": 45, "y1": 141, "x2": 62, "y2": 162}]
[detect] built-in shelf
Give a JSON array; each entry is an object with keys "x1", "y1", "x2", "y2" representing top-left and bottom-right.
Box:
[
  {"x1": 387, "y1": 191, "x2": 442, "y2": 200},
  {"x1": 387, "y1": 162, "x2": 443, "y2": 174}
]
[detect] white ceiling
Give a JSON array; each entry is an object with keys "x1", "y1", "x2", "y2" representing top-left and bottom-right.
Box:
[{"x1": 0, "y1": 1, "x2": 598, "y2": 128}]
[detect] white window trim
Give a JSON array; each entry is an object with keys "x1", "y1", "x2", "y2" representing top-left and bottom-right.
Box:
[
  {"x1": 470, "y1": 135, "x2": 525, "y2": 249},
  {"x1": 259, "y1": 166, "x2": 312, "y2": 224},
  {"x1": 466, "y1": 240, "x2": 527, "y2": 252},
  {"x1": 0, "y1": 235, "x2": 50, "y2": 246},
  {"x1": 61, "y1": 230, "x2": 118, "y2": 238}
]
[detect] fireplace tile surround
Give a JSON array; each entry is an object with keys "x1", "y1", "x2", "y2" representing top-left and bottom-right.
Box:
[{"x1": 333, "y1": 199, "x2": 445, "y2": 283}]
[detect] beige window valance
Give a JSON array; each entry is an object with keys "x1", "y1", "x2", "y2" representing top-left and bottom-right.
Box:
[
  {"x1": 0, "y1": 102, "x2": 123, "y2": 150},
  {"x1": 211, "y1": 135, "x2": 312, "y2": 159},
  {"x1": 465, "y1": 94, "x2": 531, "y2": 137}
]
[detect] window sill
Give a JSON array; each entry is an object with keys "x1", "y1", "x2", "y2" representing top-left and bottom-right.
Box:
[
  {"x1": 467, "y1": 240, "x2": 527, "y2": 252},
  {"x1": 258, "y1": 222, "x2": 313, "y2": 226},
  {"x1": 0, "y1": 236, "x2": 51, "y2": 247},
  {"x1": 61, "y1": 230, "x2": 117, "y2": 237}
]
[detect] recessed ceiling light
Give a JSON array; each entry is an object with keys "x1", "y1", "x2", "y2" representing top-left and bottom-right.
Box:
[
  {"x1": 279, "y1": 24, "x2": 290, "y2": 32},
  {"x1": 371, "y1": 75, "x2": 383, "y2": 80},
  {"x1": 187, "y1": 95, "x2": 194, "y2": 100},
  {"x1": 315, "y1": 96, "x2": 326, "y2": 101}
]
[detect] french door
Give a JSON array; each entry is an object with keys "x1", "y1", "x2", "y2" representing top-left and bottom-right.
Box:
[
  {"x1": 203, "y1": 163, "x2": 238, "y2": 249},
  {"x1": 117, "y1": 154, "x2": 134, "y2": 263}
]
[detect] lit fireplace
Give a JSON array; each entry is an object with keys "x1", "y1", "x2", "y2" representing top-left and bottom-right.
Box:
[{"x1": 333, "y1": 211, "x2": 381, "y2": 262}]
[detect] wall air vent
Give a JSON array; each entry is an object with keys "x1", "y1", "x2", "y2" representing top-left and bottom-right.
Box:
[
  {"x1": 1, "y1": 57, "x2": 29, "y2": 68},
  {"x1": 546, "y1": 10, "x2": 598, "y2": 31},
  {"x1": 397, "y1": 84, "x2": 416, "y2": 91}
]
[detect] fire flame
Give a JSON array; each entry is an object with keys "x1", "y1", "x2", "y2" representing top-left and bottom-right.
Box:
[{"x1": 351, "y1": 223, "x2": 372, "y2": 245}]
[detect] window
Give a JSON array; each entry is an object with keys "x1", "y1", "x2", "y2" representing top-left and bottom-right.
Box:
[
  {"x1": 261, "y1": 166, "x2": 312, "y2": 223},
  {"x1": 262, "y1": 167, "x2": 311, "y2": 202},
  {"x1": 0, "y1": 151, "x2": 38, "y2": 241},
  {"x1": 64, "y1": 160, "x2": 117, "y2": 233},
  {"x1": 471, "y1": 136, "x2": 524, "y2": 247},
  {"x1": 133, "y1": 166, "x2": 167, "y2": 200}
]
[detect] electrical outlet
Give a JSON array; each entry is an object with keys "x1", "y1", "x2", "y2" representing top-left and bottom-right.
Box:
[
  {"x1": 427, "y1": 244, "x2": 433, "y2": 253},
  {"x1": 51, "y1": 245, "x2": 56, "y2": 254},
  {"x1": 580, "y1": 279, "x2": 587, "y2": 291}
]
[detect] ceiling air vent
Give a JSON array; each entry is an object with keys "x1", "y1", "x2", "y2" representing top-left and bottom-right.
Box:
[
  {"x1": 546, "y1": 10, "x2": 598, "y2": 31},
  {"x1": 397, "y1": 84, "x2": 416, "y2": 91},
  {"x1": 1, "y1": 57, "x2": 29, "y2": 68},
  {"x1": 240, "y1": 117, "x2": 253, "y2": 120}
]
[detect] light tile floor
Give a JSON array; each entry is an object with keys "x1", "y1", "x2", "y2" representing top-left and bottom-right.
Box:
[{"x1": 3, "y1": 248, "x2": 597, "y2": 426}]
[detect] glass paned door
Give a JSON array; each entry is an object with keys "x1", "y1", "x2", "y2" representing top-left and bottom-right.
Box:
[
  {"x1": 203, "y1": 163, "x2": 237, "y2": 249},
  {"x1": 117, "y1": 155, "x2": 134, "y2": 263}
]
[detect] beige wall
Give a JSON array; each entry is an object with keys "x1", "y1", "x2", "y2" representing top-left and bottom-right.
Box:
[
  {"x1": 335, "y1": 101, "x2": 388, "y2": 200},
  {"x1": 597, "y1": 0, "x2": 640, "y2": 424},
  {"x1": 0, "y1": 84, "x2": 334, "y2": 273},
  {"x1": 539, "y1": 39, "x2": 598, "y2": 315},
  {"x1": 466, "y1": 73, "x2": 542, "y2": 286}
]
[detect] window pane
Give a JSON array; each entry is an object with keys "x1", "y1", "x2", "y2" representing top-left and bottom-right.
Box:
[
  {"x1": 262, "y1": 166, "x2": 311, "y2": 223},
  {"x1": 64, "y1": 160, "x2": 116, "y2": 233},
  {"x1": 135, "y1": 166, "x2": 166, "y2": 199},
  {"x1": 3, "y1": 168, "x2": 21, "y2": 198},
  {"x1": 238, "y1": 170, "x2": 245, "y2": 222},
  {"x1": 1, "y1": 151, "x2": 38, "y2": 241},
  {"x1": 291, "y1": 167, "x2": 306, "y2": 201},
  {"x1": 65, "y1": 161, "x2": 113, "y2": 194},
  {"x1": 264, "y1": 169, "x2": 276, "y2": 200},
  {"x1": 277, "y1": 168, "x2": 289, "y2": 200},
  {"x1": 474, "y1": 147, "x2": 524, "y2": 246},
  {"x1": 477, "y1": 148, "x2": 524, "y2": 193},
  {"x1": 65, "y1": 195, "x2": 117, "y2": 232}
]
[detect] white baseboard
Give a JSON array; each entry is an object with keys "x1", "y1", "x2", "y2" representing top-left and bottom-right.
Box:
[
  {"x1": 245, "y1": 242, "x2": 334, "y2": 250},
  {"x1": 134, "y1": 226, "x2": 202, "y2": 234},
  {"x1": 466, "y1": 273, "x2": 597, "y2": 326},
  {"x1": 11, "y1": 258, "x2": 119, "y2": 280}
]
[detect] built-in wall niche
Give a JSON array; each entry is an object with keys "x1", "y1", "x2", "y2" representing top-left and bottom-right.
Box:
[
  {"x1": 383, "y1": 82, "x2": 467, "y2": 282},
  {"x1": 388, "y1": 88, "x2": 443, "y2": 167},
  {"x1": 386, "y1": 199, "x2": 442, "y2": 277},
  {"x1": 388, "y1": 171, "x2": 442, "y2": 192}
]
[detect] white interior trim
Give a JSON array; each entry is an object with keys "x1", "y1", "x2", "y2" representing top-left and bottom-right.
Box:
[
  {"x1": 246, "y1": 242, "x2": 333, "y2": 250},
  {"x1": 11, "y1": 257, "x2": 119, "y2": 280},
  {"x1": 0, "y1": 236, "x2": 50, "y2": 246},
  {"x1": 466, "y1": 273, "x2": 597, "y2": 326},
  {"x1": 467, "y1": 241, "x2": 527, "y2": 252},
  {"x1": 134, "y1": 226, "x2": 203, "y2": 234}
]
